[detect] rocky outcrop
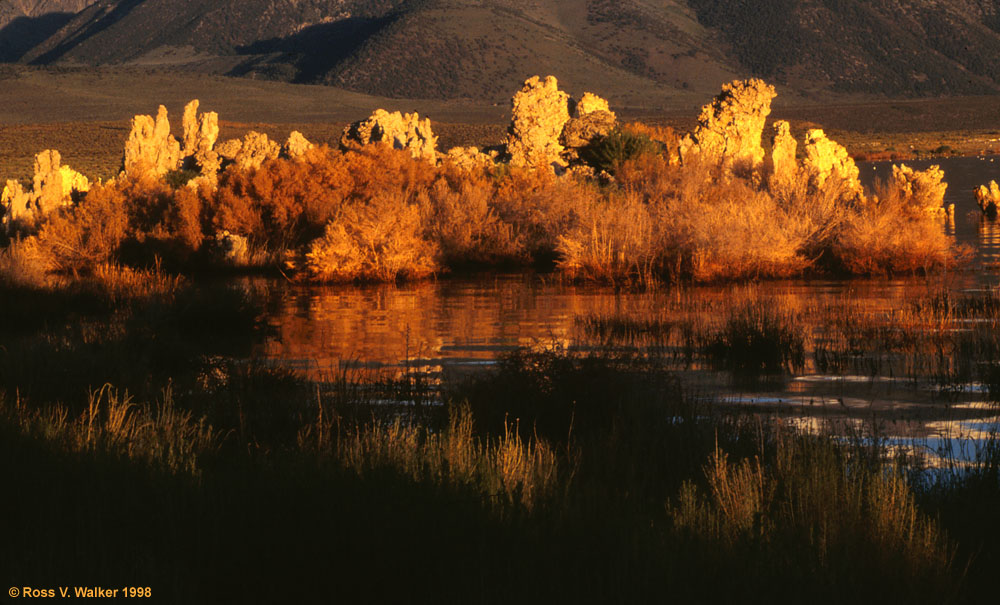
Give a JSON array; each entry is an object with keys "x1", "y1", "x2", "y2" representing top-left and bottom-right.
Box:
[
  {"x1": 573, "y1": 92, "x2": 612, "y2": 117},
  {"x1": 1, "y1": 149, "x2": 89, "y2": 230},
  {"x1": 802, "y1": 129, "x2": 862, "y2": 197},
  {"x1": 181, "y1": 99, "x2": 220, "y2": 177},
  {"x1": 562, "y1": 92, "x2": 617, "y2": 150},
  {"x1": 976, "y1": 181, "x2": 1000, "y2": 217},
  {"x1": 123, "y1": 105, "x2": 181, "y2": 178},
  {"x1": 1, "y1": 180, "x2": 29, "y2": 230},
  {"x1": 679, "y1": 79, "x2": 776, "y2": 169},
  {"x1": 769, "y1": 120, "x2": 798, "y2": 186},
  {"x1": 444, "y1": 146, "x2": 499, "y2": 171},
  {"x1": 891, "y1": 164, "x2": 948, "y2": 217},
  {"x1": 505, "y1": 76, "x2": 571, "y2": 169},
  {"x1": 283, "y1": 131, "x2": 314, "y2": 159},
  {"x1": 213, "y1": 230, "x2": 250, "y2": 266},
  {"x1": 341, "y1": 109, "x2": 438, "y2": 163},
  {"x1": 216, "y1": 132, "x2": 281, "y2": 172}
]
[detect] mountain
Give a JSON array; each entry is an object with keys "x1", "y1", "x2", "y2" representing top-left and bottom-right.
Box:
[
  {"x1": 7, "y1": 0, "x2": 1000, "y2": 101},
  {"x1": 687, "y1": 0, "x2": 1000, "y2": 96},
  {"x1": 0, "y1": 0, "x2": 96, "y2": 60}
]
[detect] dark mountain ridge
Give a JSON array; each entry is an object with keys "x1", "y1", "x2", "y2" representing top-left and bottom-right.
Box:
[{"x1": 6, "y1": 0, "x2": 1000, "y2": 101}]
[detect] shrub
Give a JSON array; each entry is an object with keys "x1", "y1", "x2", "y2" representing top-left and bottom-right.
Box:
[
  {"x1": 828, "y1": 181, "x2": 955, "y2": 275},
  {"x1": 580, "y1": 128, "x2": 664, "y2": 174},
  {"x1": 418, "y1": 165, "x2": 519, "y2": 267},
  {"x1": 302, "y1": 191, "x2": 439, "y2": 282},
  {"x1": 703, "y1": 299, "x2": 806, "y2": 374}
]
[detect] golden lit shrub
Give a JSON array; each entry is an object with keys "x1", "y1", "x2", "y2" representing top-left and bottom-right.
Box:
[
  {"x1": 658, "y1": 177, "x2": 814, "y2": 281},
  {"x1": 302, "y1": 192, "x2": 438, "y2": 282},
  {"x1": 555, "y1": 190, "x2": 660, "y2": 283},
  {"x1": 622, "y1": 121, "x2": 681, "y2": 149},
  {"x1": 419, "y1": 164, "x2": 520, "y2": 266},
  {"x1": 492, "y1": 167, "x2": 593, "y2": 262},
  {"x1": 34, "y1": 176, "x2": 208, "y2": 272},
  {"x1": 829, "y1": 186, "x2": 954, "y2": 275},
  {"x1": 209, "y1": 145, "x2": 438, "y2": 252},
  {"x1": 36, "y1": 180, "x2": 130, "y2": 271}
]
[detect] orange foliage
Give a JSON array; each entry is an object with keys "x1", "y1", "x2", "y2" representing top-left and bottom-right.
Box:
[
  {"x1": 209, "y1": 145, "x2": 437, "y2": 250},
  {"x1": 11, "y1": 120, "x2": 962, "y2": 283}
]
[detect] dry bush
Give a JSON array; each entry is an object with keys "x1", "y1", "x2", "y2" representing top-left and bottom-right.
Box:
[
  {"x1": 35, "y1": 181, "x2": 130, "y2": 272},
  {"x1": 555, "y1": 190, "x2": 660, "y2": 283},
  {"x1": 210, "y1": 145, "x2": 437, "y2": 252},
  {"x1": 622, "y1": 121, "x2": 681, "y2": 148},
  {"x1": 661, "y1": 177, "x2": 814, "y2": 281},
  {"x1": 830, "y1": 184, "x2": 954, "y2": 275},
  {"x1": 419, "y1": 163, "x2": 520, "y2": 266},
  {"x1": 598, "y1": 154, "x2": 817, "y2": 281},
  {"x1": 491, "y1": 167, "x2": 593, "y2": 263},
  {"x1": 0, "y1": 237, "x2": 52, "y2": 287},
  {"x1": 302, "y1": 191, "x2": 438, "y2": 282},
  {"x1": 768, "y1": 171, "x2": 854, "y2": 258},
  {"x1": 35, "y1": 177, "x2": 203, "y2": 272}
]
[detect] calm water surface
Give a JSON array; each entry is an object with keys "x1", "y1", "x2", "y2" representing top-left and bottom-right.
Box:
[{"x1": 253, "y1": 155, "x2": 1000, "y2": 465}]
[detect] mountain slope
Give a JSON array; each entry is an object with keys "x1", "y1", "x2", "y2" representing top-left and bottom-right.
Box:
[
  {"x1": 688, "y1": 0, "x2": 1000, "y2": 95},
  {"x1": 0, "y1": 0, "x2": 96, "y2": 60},
  {"x1": 10, "y1": 0, "x2": 1000, "y2": 100}
]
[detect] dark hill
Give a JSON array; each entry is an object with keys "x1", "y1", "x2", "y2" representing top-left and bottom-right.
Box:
[
  {"x1": 9, "y1": 0, "x2": 1000, "y2": 101},
  {"x1": 0, "y1": 0, "x2": 96, "y2": 61},
  {"x1": 688, "y1": 0, "x2": 1000, "y2": 96}
]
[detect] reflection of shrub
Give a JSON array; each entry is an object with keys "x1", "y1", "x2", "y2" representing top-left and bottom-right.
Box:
[
  {"x1": 303, "y1": 192, "x2": 438, "y2": 282},
  {"x1": 580, "y1": 128, "x2": 663, "y2": 174}
]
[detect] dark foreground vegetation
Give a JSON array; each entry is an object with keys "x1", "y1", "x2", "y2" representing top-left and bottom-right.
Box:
[{"x1": 1, "y1": 275, "x2": 998, "y2": 604}]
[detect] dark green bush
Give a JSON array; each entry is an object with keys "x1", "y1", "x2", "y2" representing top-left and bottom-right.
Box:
[{"x1": 580, "y1": 129, "x2": 663, "y2": 174}]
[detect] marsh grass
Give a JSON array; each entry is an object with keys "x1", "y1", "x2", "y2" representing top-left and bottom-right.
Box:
[
  {"x1": 1, "y1": 336, "x2": 978, "y2": 603},
  {"x1": 703, "y1": 300, "x2": 806, "y2": 375}
]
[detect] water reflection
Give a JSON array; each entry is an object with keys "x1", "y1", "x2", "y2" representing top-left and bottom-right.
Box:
[{"x1": 252, "y1": 155, "x2": 1000, "y2": 466}]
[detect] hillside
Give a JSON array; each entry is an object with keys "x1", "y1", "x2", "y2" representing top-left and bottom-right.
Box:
[
  {"x1": 0, "y1": 0, "x2": 96, "y2": 60},
  {"x1": 688, "y1": 0, "x2": 1000, "y2": 96},
  {"x1": 6, "y1": 0, "x2": 1000, "y2": 101}
]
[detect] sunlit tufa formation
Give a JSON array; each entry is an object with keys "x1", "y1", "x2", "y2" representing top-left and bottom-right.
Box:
[
  {"x1": 506, "y1": 75, "x2": 571, "y2": 169},
  {"x1": 181, "y1": 100, "x2": 221, "y2": 177},
  {"x1": 341, "y1": 109, "x2": 438, "y2": 163},
  {"x1": 976, "y1": 180, "x2": 1000, "y2": 217},
  {"x1": 769, "y1": 120, "x2": 798, "y2": 186},
  {"x1": 803, "y1": 129, "x2": 862, "y2": 197},
  {"x1": 444, "y1": 146, "x2": 499, "y2": 171},
  {"x1": 216, "y1": 131, "x2": 282, "y2": 172},
  {"x1": 1, "y1": 149, "x2": 89, "y2": 231},
  {"x1": 891, "y1": 164, "x2": 949, "y2": 217},
  {"x1": 123, "y1": 105, "x2": 182, "y2": 178},
  {"x1": 680, "y1": 79, "x2": 776, "y2": 169},
  {"x1": 561, "y1": 91, "x2": 617, "y2": 151},
  {"x1": 283, "y1": 131, "x2": 315, "y2": 160}
]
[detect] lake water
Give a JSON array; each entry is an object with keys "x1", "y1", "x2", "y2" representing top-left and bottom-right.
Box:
[{"x1": 254, "y1": 155, "x2": 1000, "y2": 466}]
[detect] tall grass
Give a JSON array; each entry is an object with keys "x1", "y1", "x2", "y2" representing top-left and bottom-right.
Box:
[{"x1": 1, "y1": 337, "x2": 974, "y2": 603}]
